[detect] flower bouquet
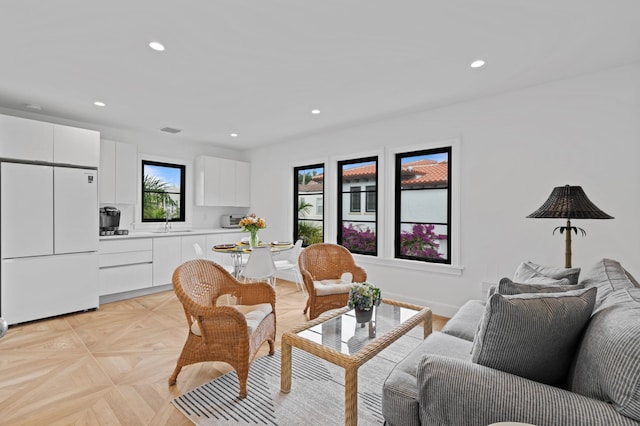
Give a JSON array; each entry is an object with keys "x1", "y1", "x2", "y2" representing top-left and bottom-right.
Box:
[{"x1": 239, "y1": 213, "x2": 267, "y2": 248}]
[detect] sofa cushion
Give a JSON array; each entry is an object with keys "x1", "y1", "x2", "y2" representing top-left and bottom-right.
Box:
[
  {"x1": 497, "y1": 277, "x2": 585, "y2": 295},
  {"x1": 525, "y1": 260, "x2": 581, "y2": 284},
  {"x1": 513, "y1": 261, "x2": 576, "y2": 285},
  {"x1": 579, "y1": 258, "x2": 637, "y2": 307},
  {"x1": 569, "y1": 287, "x2": 640, "y2": 421},
  {"x1": 440, "y1": 299, "x2": 485, "y2": 341},
  {"x1": 471, "y1": 287, "x2": 596, "y2": 386},
  {"x1": 382, "y1": 332, "x2": 472, "y2": 426}
]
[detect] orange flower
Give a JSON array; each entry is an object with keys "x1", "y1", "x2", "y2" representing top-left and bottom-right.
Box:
[{"x1": 240, "y1": 213, "x2": 267, "y2": 232}]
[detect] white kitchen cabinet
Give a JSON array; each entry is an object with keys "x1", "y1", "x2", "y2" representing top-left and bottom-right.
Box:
[
  {"x1": 0, "y1": 114, "x2": 53, "y2": 162},
  {"x1": 54, "y1": 124, "x2": 100, "y2": 167},
  {"x1": 100, "y1": 263, "x2": 153, "y2": 296},
  {"x1": 98, "y1": 239, "x2": 153, "y2": 296},
  {"x1": 194, "y1": 156, "x2": 250, "y2": 207},
  {"x1": 235, "y1": 160, "x2": 251, "y2": 207},
  {"x1": 99, "y1": 140, "x2": 116, "y2": 201},
  {"x1": 181, "y1": 234, "x2": 208, "y2": 262},
  {"x1": 99, "y1": 139, "x2": 137, "y2": 204},
  {"x1": 152, "y1": 236, "x2": 182, "y2": 286},
  {"x1": 0, "y1": 114, "x2": 99, "y2": 166}
]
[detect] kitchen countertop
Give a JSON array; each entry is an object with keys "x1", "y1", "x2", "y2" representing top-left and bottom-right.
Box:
[{"x1": 99, "y1": 227, "x2": 243, "y2": 241}]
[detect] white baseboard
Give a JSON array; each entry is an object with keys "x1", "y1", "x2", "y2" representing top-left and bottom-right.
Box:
[
  {"x1": 382, "y1": 290, "x2": 460, "y2": 318},
  {"x1": 99, "y1": 284, "x2": 173, "y2": 305}
]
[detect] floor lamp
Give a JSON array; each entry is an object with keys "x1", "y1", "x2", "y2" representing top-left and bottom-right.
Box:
[{"x1": 527, "y1": 185, "x2": 613, "y2": 268}]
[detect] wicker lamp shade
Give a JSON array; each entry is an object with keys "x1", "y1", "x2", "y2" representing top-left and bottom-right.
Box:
[
  {"x1": 527, "y1": 185, "x2": 613, "y2": 268},
  {"x1": 527, "y1": 185, "x2": 613, "y2": 220}
]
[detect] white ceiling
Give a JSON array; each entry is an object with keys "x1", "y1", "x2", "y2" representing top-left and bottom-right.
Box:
[{"x1": 1, "y1": 1, "x2": 639, "y2": 150}]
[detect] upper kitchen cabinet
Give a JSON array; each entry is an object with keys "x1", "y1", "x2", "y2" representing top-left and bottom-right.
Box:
[
  {"x1": 0, "y1": 114, "x2": 54, "y2": 162},
  {"x1": 235, "y1": 160, "x2": 251, "y2": 207},
  {"x1": 99, "y1": 139, "x2": 137, "y2": 204},
  {"x1": 194, "y1": 156, "x2": 251, "y2": 207},
  {"x1": 0, "y1": 114, "x2": 100, "y2": 167},
  {"x1": 53, "y1": 124, "x2": 100, "y2": 167}
]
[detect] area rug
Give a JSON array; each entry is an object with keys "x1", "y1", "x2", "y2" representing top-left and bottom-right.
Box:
[{"x1": 172, "y1": 329, "x2": 423, "y2": 425}]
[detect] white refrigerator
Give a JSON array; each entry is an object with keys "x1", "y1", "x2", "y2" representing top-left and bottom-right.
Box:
[{"x1": 1, "y1": 162, "x2": 99, "y2": 325}]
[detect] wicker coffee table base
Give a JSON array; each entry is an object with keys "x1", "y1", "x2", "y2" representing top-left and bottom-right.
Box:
[{"x1": 281, "y1": 298, "x2": 432, "y2": 426}]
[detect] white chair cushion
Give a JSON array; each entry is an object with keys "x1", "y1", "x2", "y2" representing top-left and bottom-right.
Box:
[
  {"x1": 313, "y1": 272, "x2": 354, "y2": 295},
  {"x1": 313, "y1": 280, "x2": 353, "y2": 295},
  {"x1": 191, "y1": 302, "x2": 273, "y2": 336}
]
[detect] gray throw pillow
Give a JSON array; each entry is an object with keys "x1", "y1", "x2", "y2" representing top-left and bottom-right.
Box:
[
  {"x1": 525, "y1": 261, "x2": 581, "y2": 284},
  {"x1": 513, "y1": 262, "x2": 573, "y2": 285},
  {"x1": 624, "y1": 268, "x2": 640, "y2": 288},
  {"x1": 497, "y1": 277, "x2": 584, "y2": 295},
  {"x1": 579, "y1": 258, "x2": 637, "y2": 306},
  {"x1": 471, "y1": 287, "x2": 596, "y2": 386}
]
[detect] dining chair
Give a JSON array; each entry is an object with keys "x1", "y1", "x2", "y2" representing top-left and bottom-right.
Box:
[
  {"x1": 298, "y1": 243, "x2": 367, "y2": 320},
  {"x1": 274, "y1": 239, "x2": 304, "y2": 293},
  {"x1": 193, "y1": 242, "x2": 204, "y2": 258},
  {"x1": 169, "y1": 259, "x2": 276, "y2": 398},
  {"x1": 241, "y1": 246, "x2": 277, "y2": 287}
]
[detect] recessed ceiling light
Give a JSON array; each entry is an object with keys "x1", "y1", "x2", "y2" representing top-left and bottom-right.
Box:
[
  {"x1": 230, "y1": 133, "x2": 238, "y2": 137},
  {"x1": 311, "y1": 109, "x2": 321, "y2": 114},
  {"x1": 149, "y1": 41, "x2": 165, "y2": 52},
  {"x1": 470, "y1": 59, "x2": 486, "y2": 68},
  {"x1": 94, "y1": 101, "x2": 106, "y2": 107}
]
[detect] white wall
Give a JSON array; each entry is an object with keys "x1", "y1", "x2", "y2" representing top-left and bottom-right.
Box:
[{"x1": 248, "y1": 62, "x2": 640, "y2": 316}]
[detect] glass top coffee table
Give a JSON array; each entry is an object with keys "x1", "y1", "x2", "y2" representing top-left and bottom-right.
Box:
[{"x1": 280, "y1": 298, "x2": 432, "y2": 426}]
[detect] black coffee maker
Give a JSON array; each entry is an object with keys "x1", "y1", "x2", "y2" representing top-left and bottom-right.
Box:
[{"x1": 99, "y1": 206, "x2": 126, "y2": 235}]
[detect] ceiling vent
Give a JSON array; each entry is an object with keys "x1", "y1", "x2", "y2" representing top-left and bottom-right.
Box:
[{"x1": 160, "y1": 127, "x2": 182, "y2": 134}]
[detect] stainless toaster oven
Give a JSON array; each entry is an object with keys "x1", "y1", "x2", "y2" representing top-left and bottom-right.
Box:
[{"x1": 220, "y1": 214, "x2": 243, "y2": 228}]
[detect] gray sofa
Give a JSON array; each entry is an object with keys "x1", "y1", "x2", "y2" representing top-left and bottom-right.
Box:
[{"x1": 382, "y1": 258, "x2": 640, "y2": 426}]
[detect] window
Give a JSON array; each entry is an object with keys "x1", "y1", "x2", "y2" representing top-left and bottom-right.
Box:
[
  {"x1": 349, "y1": 186, "x2": 361, "y2": 212},
  {"x1": 338, "y1": 157, "x2": 378, "y2": 256},
  {"x1": 395, "y1": 147, "x2": 451, "y2": 263},
  {"x1": 365, "y1": 185, "x2": 376, "y2": 212},
  {"x1": 294, "y1": 164, "x2": 324, "y2": 246},
  {"x1": 142, "y1": 160, "x2": 186, "y2": 222}
]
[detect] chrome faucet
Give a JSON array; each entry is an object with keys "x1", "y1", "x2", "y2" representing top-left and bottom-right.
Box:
[{"x1": 164, "y1": 205, "x2": 172, "y2": 232}]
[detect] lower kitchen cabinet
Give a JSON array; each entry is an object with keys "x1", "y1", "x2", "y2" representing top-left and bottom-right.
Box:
[
  {"x1": 98, "y1": 239, "x2": 153, "y2": 296},
  {"x1": 181, "y1": 235, "x2": 207, "y2": 262},
  {"x1": 99, "y1": 263, "x2": 152, "y2": 295},
  {"x1": 152, "y1": 236, "x2": 182, "y2": 286},
  {"x1": 98, "y1": 231, "x2": 246, "y2": 300}
]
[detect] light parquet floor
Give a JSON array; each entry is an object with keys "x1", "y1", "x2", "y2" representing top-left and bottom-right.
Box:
[{"x1": 0, "y1": 279, "x2": 448, "y2": 425}]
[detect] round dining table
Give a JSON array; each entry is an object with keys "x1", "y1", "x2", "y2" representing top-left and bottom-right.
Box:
[{"x1": 212, "y1": 241, "x2": 294, "y2": 278}]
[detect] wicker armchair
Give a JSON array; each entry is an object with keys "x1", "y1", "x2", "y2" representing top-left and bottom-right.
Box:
[
  {"x1": 169, "y1": 259, "x2": 276, "y2": 398},
  {"x1": 298, "y1": 243, "x2": 367, "y2": 320}
]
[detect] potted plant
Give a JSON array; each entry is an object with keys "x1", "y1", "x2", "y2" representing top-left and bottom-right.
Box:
[{"x1": 347, "y1": 282, "x2": 381, "y2": 323}]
